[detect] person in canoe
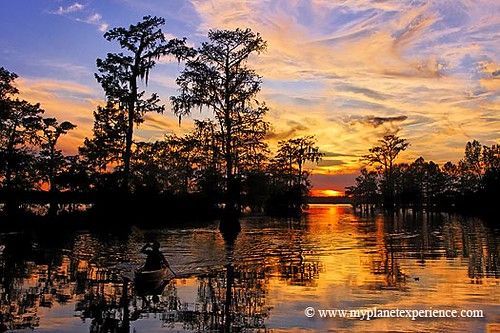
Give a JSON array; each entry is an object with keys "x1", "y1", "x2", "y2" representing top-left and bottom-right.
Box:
[
  {"x1": 135, "y1": 241, "x2": 176, "y2": 296},
  {"x1": 140, "y1": 241, "x2": 175, "y2": 275}
]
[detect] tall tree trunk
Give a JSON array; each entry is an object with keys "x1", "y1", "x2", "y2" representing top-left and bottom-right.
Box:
[
  {"x1": 122, "y1": 38, "x2": 145, "y2": 194},
  {"x1": 123, "y1": 77, "x2": 137, "y2": 194},
  {"x1": 222, "y1": 108, "x2": 240, "y2": 226},
  {"x1": 220, "y1": 57, "x2": 240, "y2": 234}
]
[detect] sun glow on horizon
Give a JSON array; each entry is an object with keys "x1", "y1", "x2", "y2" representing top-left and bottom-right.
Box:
[
  {"x1": 1, "y1": 0, "x2": 498, "y2": 192},
  {"x1": 310, "y1": 189, "x2": 344, "y2": 197}
]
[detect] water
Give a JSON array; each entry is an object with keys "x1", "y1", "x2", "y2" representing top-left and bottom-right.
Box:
[{"x1": 0, "y1": 205, "x2": 498, "y2": 332}]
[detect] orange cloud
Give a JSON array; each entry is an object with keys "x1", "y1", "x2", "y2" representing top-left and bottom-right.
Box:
[
  {"x1": 11, "y1": 0, "x2": 500, "y2": 191},
  {"x1": 16, "y1": 77, "x2": 195, "y2": 154},
  {"x1": 185, "y1": 0, "x2": 500, "y2": 181},
  {"x1": 17, "y1": 78, "x2": 100, "y2": 154}
]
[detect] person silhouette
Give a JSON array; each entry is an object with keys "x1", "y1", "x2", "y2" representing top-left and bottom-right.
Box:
[{"x1": 141, "y1": 241, "x2": 167, "y2": 271}]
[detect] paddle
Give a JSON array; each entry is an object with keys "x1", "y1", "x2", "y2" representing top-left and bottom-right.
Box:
[{"x1": 166, "y1": 265, "x2": 177, "y2": 277}]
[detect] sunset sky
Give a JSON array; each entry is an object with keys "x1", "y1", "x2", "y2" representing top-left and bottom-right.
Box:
[{"x1": 1, "y1": 0, "x2": 499, "y2": 192}]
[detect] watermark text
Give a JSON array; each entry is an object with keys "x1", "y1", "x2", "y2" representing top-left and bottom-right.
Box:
[{"x1": 304, "y1": 307, "x2": 484, "y2": 321}]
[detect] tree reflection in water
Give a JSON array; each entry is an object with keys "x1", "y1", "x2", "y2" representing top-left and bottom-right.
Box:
[
  {"x1": 0, "y1": 235, "x2": 275, "y2": 332},
  {"x1": 0, "y1": 210, "x2": 497, "y2": 332},
  {"x1": 366, "y1": 211, "x2": 498, "y2": 291},
  {"x1": 73, "y1": 264, "x2": 272, "y2": 332}
]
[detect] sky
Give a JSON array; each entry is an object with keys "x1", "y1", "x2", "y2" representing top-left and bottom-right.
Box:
[{"x1": 1, "y1": 0, "x2": 499, "y2": 193}]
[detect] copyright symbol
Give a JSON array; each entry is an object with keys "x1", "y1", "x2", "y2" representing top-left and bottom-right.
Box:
[{"x1": 304, "y1": 306, "x2": 315, "y2": 318}]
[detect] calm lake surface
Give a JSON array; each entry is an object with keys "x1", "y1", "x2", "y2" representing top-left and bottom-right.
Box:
[{"x1": 0, "y1": 205, "x2": 498, "y2": 332}]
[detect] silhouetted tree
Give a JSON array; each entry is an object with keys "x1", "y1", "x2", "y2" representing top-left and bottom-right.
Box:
[
  {"x1": 95, "y1": 16, "x2": 191, "y2": 192},
  {"x1": 399, "y1": 157, "x2": 444, "y2": 209},
  {"x1": 0, "y1": 67, "x2": 18, "y2": 99},
  {"x1": 267, "y1": 136, "x2": 322, "y2": 214},
  {"x1": 38, "y1": 118, "x2": 76, "y2": 193},
  {"x1": 363, "y1": 134, "x2": 409, "y2": 209},
  {"x1": 442, "y1": 161, "x2": 460, "y2": 194},
  {"x1": 458, "y1": 140, "x2": 483, "y2": 193},
  {"x1": 482, "y1": 144, "x2": 500, "y2": 170},
  {"x1": 0, "y1": 67, "x2": 19, "y2": 191},
  {"x1": 189, "y1": 120, "x2": 225, "y2": 202},
  {"x1": 80, "y1": 102, "x2": 127, "y2": 173},
  {"x1": 0, "y1": 68, "x2": 81, "y2": 216},
  {"x1": 350, "y1": 137, "x2": 499, "y2": 217},
  {"x1": 423, "y1": 160, "x2": 444, "y2": 208},
  {"x1": 273, "y1": 136, "x2": 323, "y2": 186},
  {"x1": 231, "y1": 104, "x2": 270, "y2": 175},
  {"x1": 481, "y1": 144, "x2": 500, "y2": 214},
  {"x1": 131, "y1": 135, "x2": 200, "y2": 194},
  {"x1": 55, "y1": 155, "x2": 92, "y2": 192},
  {"x1": 0, "y1": 69, "x2": 43, "y2": 194},
  {"x1": 392, "y1": 163, "x2": 413, "y2": 208},
  {"x1": 346, "y1": 168, "x2": 379, "y2": 211},
  {"x1": 131, "y1": 141, "x2": 170, "y2": 194},
  {"x1": 171, "y1": 28, "x2": 267, "y2": 225}
]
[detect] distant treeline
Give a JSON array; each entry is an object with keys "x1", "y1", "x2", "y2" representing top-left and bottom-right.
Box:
[
  {"x1": 346, "y1": 135, "x2": 500, "y2": 218},
  {"x1": 0, "y1": 16, "x2": 323, "y2": 223}
]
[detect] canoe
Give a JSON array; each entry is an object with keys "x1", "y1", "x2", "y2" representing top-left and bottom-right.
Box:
[
  {"x1": 135, "y1": 267, "x2": 173, "y2": 284},
  {"x1": 134, "y1": 267, "x2": 174, "y2": 295}
]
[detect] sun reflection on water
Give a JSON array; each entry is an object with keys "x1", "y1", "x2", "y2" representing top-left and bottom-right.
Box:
[{"x1": 0, "y1": 206, "x2": 498, "y2": 332}]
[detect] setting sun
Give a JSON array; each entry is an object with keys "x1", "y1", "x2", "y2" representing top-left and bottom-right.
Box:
[{"x1": 310, "y1": 189, "x2": 344, "y2": 197}]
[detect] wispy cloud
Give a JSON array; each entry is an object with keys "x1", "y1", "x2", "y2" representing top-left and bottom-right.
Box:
[
  {"x1": 77, "y1": 13, "x2": 109, "y2": 32},
  {"x1": 16, "y1": 76, "x2": 188, "y2": 153},
  {"x1": 16, "y1": 77, "x2": 101, "y2": 154},
  {"x1": 31, "y1": 0, "x2": 499, "y2": 190},
  {"x1": 38, "y1": 59, "x2": 90, "y2": 78},
  {"x1": 51, "y1": 2, "x2": 85, "y2": 15},
  {"x1": 349, "y1": 115, "x2": 409, "y2": 128},
  {"x1": 184, "y1": 0, "x2": 500, "y2": 182},
  {"x1": 48, "y1": 2, "x2": 108, "y2": 32}
]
